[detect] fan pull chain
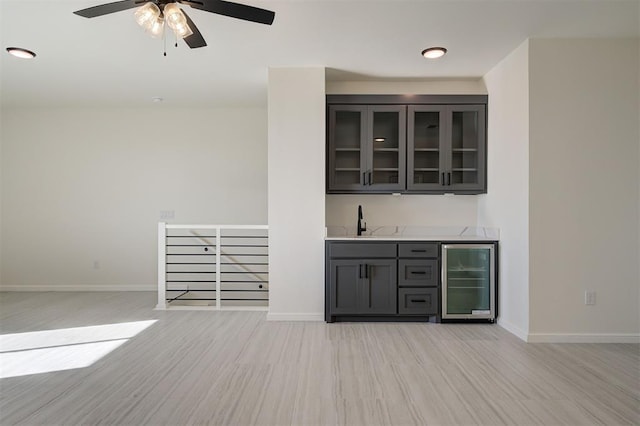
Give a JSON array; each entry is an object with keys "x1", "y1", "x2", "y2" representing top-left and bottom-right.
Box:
[{"x1": 163, "y1": 25, "x2": 167, "y2": 57}]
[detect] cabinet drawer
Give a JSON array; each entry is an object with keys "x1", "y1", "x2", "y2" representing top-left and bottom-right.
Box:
[
  {"x1": 398, "y1": 243, "x2": 439, "y2": 258},
  {"x1": 329, "y1": 243, "x2": 396, "y2": 258},
  {"x1": 398, "y1": 288, "x2": 438, "y2": 315},
  {"x1": 398, "y1": 259, "x2": 438, "y2": 287}
]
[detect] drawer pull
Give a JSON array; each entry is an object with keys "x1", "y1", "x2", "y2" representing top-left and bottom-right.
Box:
[
  {"x1": 411, "y1": 299, "x2": 426, "y2": 303},
  {"x1": 410, "y1": 271, "x2": 426, "y2": 275},
  {"x1": 411, "y1": 249, "x2": 427, "y2": 253}
]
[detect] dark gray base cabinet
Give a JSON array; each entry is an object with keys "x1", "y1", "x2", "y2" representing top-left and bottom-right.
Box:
[
  {"x1": 329, "y1": 259, "x2": 397, "y2": 315},
  {"x1": 325, "y1": 241, "x2": 441, "y2": 323}
]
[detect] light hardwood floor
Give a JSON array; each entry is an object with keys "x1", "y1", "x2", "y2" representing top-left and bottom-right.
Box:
[{"x1": 0, "y1": 292, "x2": 638, "y2": 426}]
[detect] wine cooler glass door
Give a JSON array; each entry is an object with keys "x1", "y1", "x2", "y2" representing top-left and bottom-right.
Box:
[{"x1": 442, "y1": 244, "x2": 495, "y2": 319}]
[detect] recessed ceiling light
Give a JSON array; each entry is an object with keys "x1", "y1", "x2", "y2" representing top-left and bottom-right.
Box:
[
  {"x1": 6, "y1": 47, "x2": 36, "y2": 59},
  {"x1": 421, "y1": 47, "x2": 447, "y2": 59}
]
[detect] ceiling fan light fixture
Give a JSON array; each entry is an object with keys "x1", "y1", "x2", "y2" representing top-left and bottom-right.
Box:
[
  {"x1": 164, "y1": 4, "x2": 184, "y2": 28},
  {"x1": 173, "y1": 23, "x2": 193, "y2": 39},
  {"x1": 74, "y1": 0, "x2": 275, "y2": 50},
  {"x1": 147, "y1": 15, "x2": 165, "y2": 38},
  {"x1": 164, "y1": 3, "x2": 193, "y2": 38},
  {"x1": 422, "y1": 47, "x2": 447, "y2": 59},
  {"x1": 134, "y1": 2, "x2": 160, "y2": 30}
]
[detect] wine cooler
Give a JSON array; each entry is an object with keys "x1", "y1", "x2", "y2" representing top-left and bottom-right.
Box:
[{"x1": 442, "y1": 243, "x2": 496, "y2": 321}]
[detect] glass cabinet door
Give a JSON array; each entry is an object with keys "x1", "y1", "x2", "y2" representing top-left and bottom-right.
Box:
[
  {"x1": 328, "y1": 105, "x2": 366, "y2": 191},
  {"x1": 407, "y1": 105, "x2": 447, "y2": 190},
  {"x1": 367, "y1": 106, "x2": 406, "y2": 191},
  {"x1": 408, "y1": 104, "x2": 486, "y2": 193},
  {"x1": 442, "y1": 244, "x2": 495, "y2": 319},
  {"x1": 448, "y1": 105, "x2": 486, "y2": 190}
]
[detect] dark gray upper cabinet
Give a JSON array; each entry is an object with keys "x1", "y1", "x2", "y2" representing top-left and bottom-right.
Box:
[
  {"x1": 327, "y1": 95, "x2": 487, "y2": 194},
  {"x1": 327, "y1": 104, "x2": 406, "y2": 193},
  {"x1": 408, "y1": 104, "x2": 486, "y2": 193}
]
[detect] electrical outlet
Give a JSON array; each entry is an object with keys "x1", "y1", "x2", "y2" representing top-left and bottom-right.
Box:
[{"x1": 585, "y1": 291, "x2": 596, "y2": 305}]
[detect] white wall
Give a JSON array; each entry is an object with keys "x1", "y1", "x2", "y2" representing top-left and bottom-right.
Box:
[
  {"x1": 0, "y1": 107, "x2": 3, "y2": 285},
  {"x1": 326, "y1": 79, "x2": 487, "y2": 96},
  {"x1": 479, "y1": 40, "x2": 530, "y2": 340},
  {"x1": 326, "y1": 194, "x2": 478, "y2": 227},
  {"x1": 1, "y1": 107, "x2": 267, "y2": 290},
  {"x1": 267, "y1": 68, "x2": 326, "y2": 320},
  {"x1": 325, "y1": 79, "x2": 487, "y2": 227},
  {"x1": 528, "y1": 38, "x2": 640, "y2": 341}
]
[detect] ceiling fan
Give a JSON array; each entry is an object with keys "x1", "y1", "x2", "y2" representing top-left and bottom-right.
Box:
[{"x1": 73, "y1": 0, "x2": 275, "y2": 49}]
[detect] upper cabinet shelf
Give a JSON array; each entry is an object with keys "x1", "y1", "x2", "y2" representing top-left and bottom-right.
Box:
[{"x1": 326, "y1": 95, "x2": 487, "y2": 195}]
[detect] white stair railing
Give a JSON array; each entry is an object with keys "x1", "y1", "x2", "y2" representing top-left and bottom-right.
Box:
[{"x1": 157, "y1": 223, "x2": 268, "y2": 310}]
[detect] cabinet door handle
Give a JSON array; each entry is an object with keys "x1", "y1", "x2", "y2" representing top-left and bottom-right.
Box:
[
  {"x1": 359, "y1": 264, "x2": 363, "y2": 279},
  {"x1": 447, "y1": 172, "x2": 451, "y2": 186},
  {"x1": 364, "y1": 264, "x2": 369, "y2": 279},
  {"x1": 410, "y1": 271, "x2": 427, "y2": 275},
  {"x1": 362, "y1": 172, "x2": 366, "y2": 185},
  {"x1": 441, "y1": 172, "x2": 445, "y2": 185},
  {"x1": 368, "y1": 171, "x2": 372, "y2": 186},
  {"x1": 411, "y1": 299, "x2": 427, "y2": 303}
]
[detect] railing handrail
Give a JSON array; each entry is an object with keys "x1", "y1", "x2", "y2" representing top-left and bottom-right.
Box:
[{"x1": 165, "y1": 224, "x2": 268, "y2": 230}]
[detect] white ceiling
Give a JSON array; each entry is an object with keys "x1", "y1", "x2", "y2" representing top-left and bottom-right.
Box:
[{"x1": 1, "y1": 0, "x2": 638, "y2": 108}]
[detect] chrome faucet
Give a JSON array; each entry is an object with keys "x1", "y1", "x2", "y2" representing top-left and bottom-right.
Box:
[{"x1": 357, "y1": 205, "x2": 366, "y2": 236}]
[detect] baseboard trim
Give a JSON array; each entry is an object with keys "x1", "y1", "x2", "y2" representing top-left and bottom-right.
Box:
[
  {"x1": 0, "y1": 285, "x2": 156, "y2": 292},
  {"x1": 266, "y1": 312, "x2": 324, "y2": 321},
  {"x1": 497, "y1": 319, "x2": 528, "y2": 341},
  {"x1": 155, "y1": 305, "x2": 268, "y2": 312},
  {"x1": 527, "y1": 333, "x2": 640, "y2": 344}
]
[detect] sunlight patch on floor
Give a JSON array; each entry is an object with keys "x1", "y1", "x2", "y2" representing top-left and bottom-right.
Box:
[{"x1": 0, "y1": 320, "x2": 157, "y2": 379}]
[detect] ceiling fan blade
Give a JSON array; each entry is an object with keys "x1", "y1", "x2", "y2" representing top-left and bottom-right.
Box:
[
  {"x1": 73, "y1": 0, "x2": 144, "y2": 18},
  {"x1": 179, "y1": 0, "x2": 275, "y2": 25},
  {"x1": 181, "y1": 10, "x2": 207, "y2": 48}
]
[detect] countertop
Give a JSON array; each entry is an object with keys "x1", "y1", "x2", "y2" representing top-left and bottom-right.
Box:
[{"x1": 325, "y1": 226, "x2": 499, "y2": 241}]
